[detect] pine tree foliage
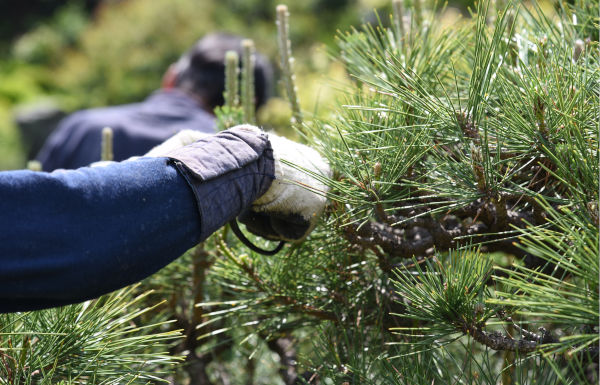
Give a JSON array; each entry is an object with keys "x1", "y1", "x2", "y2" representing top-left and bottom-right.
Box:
[
  {"x1": 203, "y1": 0, "x2": 599, "y2": 383},
  {"x1": 0, "y1": 286, "x2": 181, "y2": 384},
  {"x1": 491, "y1": 202, "x2": 599, "y2": 354}
]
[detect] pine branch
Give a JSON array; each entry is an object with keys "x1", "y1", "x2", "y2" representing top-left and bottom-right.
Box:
[
  {"x1": 179, "y1": 1, "x2": 598, "y2": 382},
  {"x1": 169, "y1": 244, "x2": 221, "y2": 385},
  {"x1": 341, "y1": 200, "x2": 541, "y2": 262},
  {"x1": 217, "y1": 237, "x2": 338, "y2": 322},
  {"x1": 459, "y1": 320, "x2": 541, "y2": 353},
  {"x1": 496, "y1": 309, "x2": 555, "y2": 344},
  {"x1": 460, "y1": 313, "x2": 599, "y2": 359},
  {"x1": 0, "y1": 287, "x2": 182, "y2": 383}
]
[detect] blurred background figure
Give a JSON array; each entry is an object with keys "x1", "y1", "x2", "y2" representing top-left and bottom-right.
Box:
[
  {"x1": 35, "y1": 33, "x2": 273, "y2": 171},
  {"x1": 14, "y1": 101, "x2": 66, "y2": 161}
]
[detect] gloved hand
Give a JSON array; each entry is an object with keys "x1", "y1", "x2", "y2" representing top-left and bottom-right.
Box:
[
  {"x1": 239, "y1": 127, "x2": 331, "y2": 242},
  {"x1": 145, "y1": 125, "x2": 331, "y2": 243}
]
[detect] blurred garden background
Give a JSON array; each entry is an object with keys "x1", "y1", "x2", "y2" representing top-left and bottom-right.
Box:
[{"x1": 0, "y1": 0, "x2": 473, "y2": 170}]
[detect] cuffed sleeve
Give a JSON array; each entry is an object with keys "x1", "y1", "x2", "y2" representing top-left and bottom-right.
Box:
[
  {"x1": 1, "y1": 127, "x2": 275, "y2": 313},
  {"x1": 0, "y1": 158, "x2": 200, "y2": 312},
  {"x1": 166, "y1": 126, "x2": 275, "y2": 240}
]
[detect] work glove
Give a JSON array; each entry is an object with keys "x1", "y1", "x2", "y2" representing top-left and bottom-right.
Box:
[
  {"x1": 146, "y1": 125, "x2": 331, "y2": 243},
  {"x1": 238, "y1": 126, "x2": 331, "y2": 242}
]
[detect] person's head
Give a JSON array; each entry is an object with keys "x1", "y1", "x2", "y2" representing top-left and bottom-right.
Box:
[{"x1": 164, "y1": 33, "x2": 273, "y2": 111}]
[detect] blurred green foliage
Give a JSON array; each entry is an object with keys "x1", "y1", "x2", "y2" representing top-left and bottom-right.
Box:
[
  {"x1": 0, "y1": 0, "x2": 477, "y2": 170},
  {"x1": 0, "y1": 0, "x2": 99, "y2": 49},
  {"x1": 59, "y1": 1, "x2": 219, "y2": 108},
  {"x1": 0, "y1": 0, "x2": 371, "y2": 170},
  {"x1": 13, "y1": 4, "x2": 88, "y2": 66}
]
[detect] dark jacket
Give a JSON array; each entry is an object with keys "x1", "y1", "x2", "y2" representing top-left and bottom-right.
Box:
[
  {"x1": 36, "y1": 90, "x2": 216, "y2": 171},
  {"x1": 1, "y1": 127, "x2": 274, "y2": 312}
]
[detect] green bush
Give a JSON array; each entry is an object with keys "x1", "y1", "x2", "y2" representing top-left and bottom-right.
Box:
[{"x1": 54, "y1": 0, "x2": 217, "y2": 109}]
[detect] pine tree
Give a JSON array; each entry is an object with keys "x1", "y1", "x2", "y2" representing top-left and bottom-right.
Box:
[
  {"x1": 3, "y1": 1, "x2": 597, "y2": 384},
  {"x1": 203, "y1": 0, "x2": 599, "y2": 383}
]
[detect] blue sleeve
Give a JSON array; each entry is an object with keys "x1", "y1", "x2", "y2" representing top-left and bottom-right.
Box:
[
  {"x1": 166, "y1": 126, "x2": 274, "y2": 241},
  {"x1": 0, "y1": 159, "x2": 199, "y2": 312},
  {"x1": 3, "y1": 128, "x2": 274, "y2": 313}
]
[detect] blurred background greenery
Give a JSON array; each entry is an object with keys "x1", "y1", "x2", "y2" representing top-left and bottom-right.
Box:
[{"x1": 0, "y1": 0, "x2": 475, "y2": 170}]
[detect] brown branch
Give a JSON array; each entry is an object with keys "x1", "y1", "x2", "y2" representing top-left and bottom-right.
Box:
[
  {"x1": 344, "y1": 206, "x2": 537, "y2": 263},
  {"x1": 492, "y1": 195, "x2": 508, "y2": 231},
  {"x1": 460, "y1": 320, "x2": 540, "y2": 353},
  {"x1": 456, "y1": 111, "x2": 480, "y2": 144},
  {"x1": 501, "y1": 192, "x2": 547, "y2": 225},
  {"x1": 183, "y1": 355, "x2": 215, "y2": 385},
  {"x1": 459, "y1": 316, "x2": 598, "y2": 361},
  {"x1": 166, "y1": 243, "x2": 219, "y2": 385},
  {"x1": 245, "y1": 356, "x2": 255, "y2": 385},
  {"x1": 347, "y1": 221, "x2": 433, "y2": 259},
  {"x1": 496, "y1": 309, "x2": 555, "y2": 344},
  {"x1": 192, "y1": 244, "x2": 211, "y2": 328},
  {"x1": 533, "y1": 95, "x2": 549, "y2": 138}
]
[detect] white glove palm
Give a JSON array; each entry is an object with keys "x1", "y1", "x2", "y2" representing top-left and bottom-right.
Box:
[{"x1": 241, "y1": 127, "x2": 331, "y2": 242}]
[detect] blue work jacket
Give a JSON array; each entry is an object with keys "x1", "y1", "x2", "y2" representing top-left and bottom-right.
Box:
[
  {"x1": 36, "y1": 90, "x2": 216, "y2": 171},
  {"x1": 1, "y1": 127, "x2": 274, "y2": 312}
]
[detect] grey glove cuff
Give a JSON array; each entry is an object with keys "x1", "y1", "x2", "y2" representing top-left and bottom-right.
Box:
[{"x1": 166, "y1": 126, "x2": 275, "y2": 241}]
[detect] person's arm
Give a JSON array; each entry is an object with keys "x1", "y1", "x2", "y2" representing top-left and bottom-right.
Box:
[{"x1": 1, "y1": 127, "x2": 274, "y2": 313}]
